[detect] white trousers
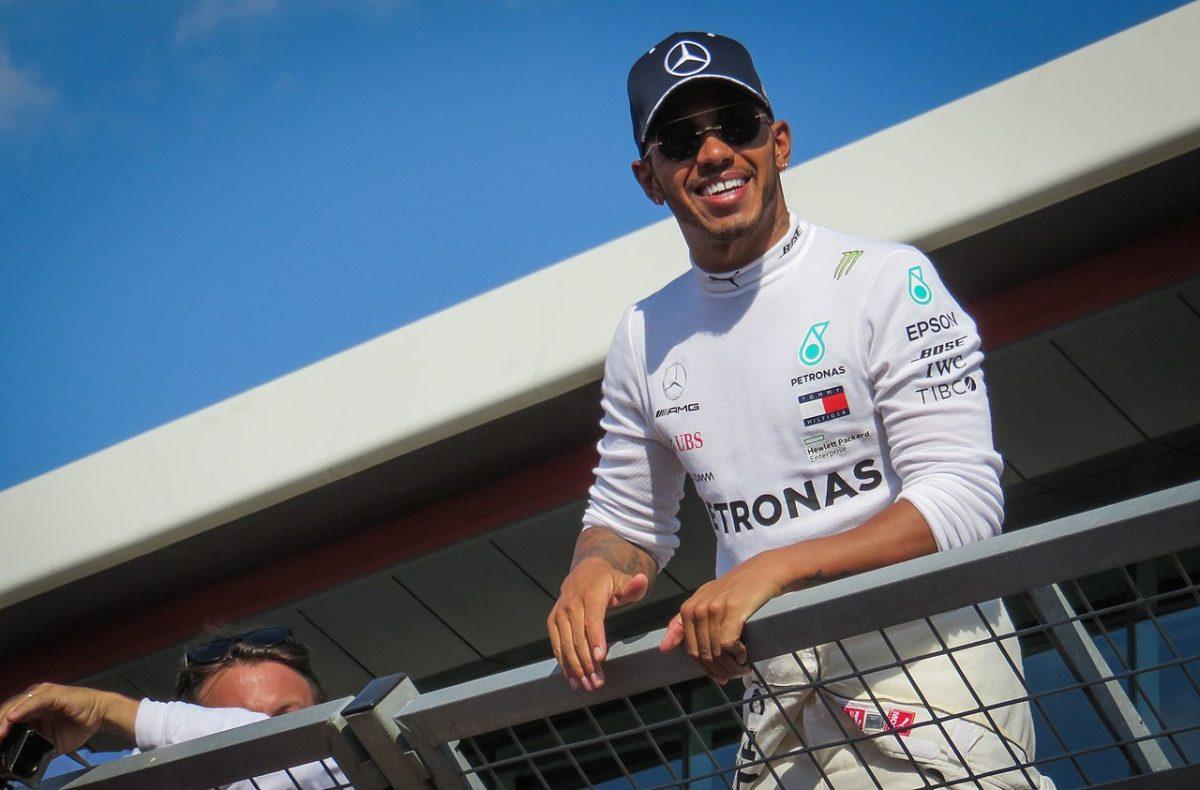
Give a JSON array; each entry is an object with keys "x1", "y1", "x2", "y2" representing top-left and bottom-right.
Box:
[{"x1": 734, "y1": 683, "x2": 1054, "y2": 789}]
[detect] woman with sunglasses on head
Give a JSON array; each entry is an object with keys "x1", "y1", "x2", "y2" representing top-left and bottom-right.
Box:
[{"x1": 0, "y1": 626, "x2": 350, "y2": 789}]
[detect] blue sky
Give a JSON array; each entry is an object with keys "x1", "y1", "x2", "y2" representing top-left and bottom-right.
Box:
[{"x1": 0, "y1": 0, "x2": 1188, "y2": 491}]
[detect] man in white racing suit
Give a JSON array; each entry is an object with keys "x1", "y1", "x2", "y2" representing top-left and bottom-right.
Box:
[{"x1": 545, "y1": 31, "x2": 1050, "y2": 789}]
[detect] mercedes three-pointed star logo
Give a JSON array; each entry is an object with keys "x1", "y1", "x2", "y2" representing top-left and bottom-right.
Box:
[
  {"x1": 663, "y1": 362, "x2": 687, "y2": 400},
  {"x1": 664, "y1": 40, "x2": 711, "y2": 77}
]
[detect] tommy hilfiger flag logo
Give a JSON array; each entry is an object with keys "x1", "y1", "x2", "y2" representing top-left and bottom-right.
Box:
[{"x1": 798, "y1": 386, "x2": 850, "y2": 426}]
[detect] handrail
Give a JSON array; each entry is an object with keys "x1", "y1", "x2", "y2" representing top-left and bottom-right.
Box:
[
  {"x1": 41, "y1": 697, "x2": 364, "y2": 789},
  {"x1": 394, "y1": 481, "x2": 1200, "y2": 746}
]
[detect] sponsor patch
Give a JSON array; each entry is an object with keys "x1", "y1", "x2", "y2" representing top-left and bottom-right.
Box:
[
  {"x1": 911, "y1": 334, "x2": 967, "y2": 362},
  {"x1": 662, "y1": 362, "x2": 687, "y2": 400},
  {"x1": 907, "y1": 265, "x2": 933, "y2": 305},
  {"x1": 804, "y1": 429, "x2": 871, "y2": 462},
  {"x1": 834, "y1": 249, "x2": 863, "y2": 280},
  {"x1": 842, "y1": 703, "x2": 868, "y2": 729},
  {"x1": 791, "y1": 364, "x2": 845, "y2": 387},
  {"x1": 798, "y1": 321, "x2": 830, "y2": 367},
  {"x1": 655, "y1": 402, "x2": 700, "y2": 419},
  {"x1": 890, "y1": 710, "x2": 917, "y2": 736},
  {"x1": 704, "y1": 459, "x2": 883, "y2": 534},
  {"x1": 798, "y1": 385, "x2": 850, "y2": 426},
  {"x1": 915, "y1": 374, "x2": 978, "y2": 404},
  {"x1": 922, "y1": 354, "x2": 965, "y2": 379},
  {"x1": 780, "y1": 224, "x2": 803, "y2": 257},
  {"x1": 904, "y1": 311, "x2": 959, "y2": 342},
  {"x1": 843, "y1": 703, "x2": 917, "y2": 737}
]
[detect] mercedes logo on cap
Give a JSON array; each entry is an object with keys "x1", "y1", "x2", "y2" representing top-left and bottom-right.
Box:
[
  {"x1": 663, "y1": 363, "x2": 687, "y2": 400},
  {"x1": 664, "y1": 40, "x2": 711, "y2": 77}
]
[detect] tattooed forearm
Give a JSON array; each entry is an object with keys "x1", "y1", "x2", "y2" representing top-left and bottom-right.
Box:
[
  {"x1": 786, "y1": 567, "x2": 852, "y2": 593},
  {"x1": 572, "y1": 527, "x2": 658, "y2": 577}
]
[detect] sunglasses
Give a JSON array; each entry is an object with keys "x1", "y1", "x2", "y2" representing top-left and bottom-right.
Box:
[
  {"x1": 648, "y1": 103, "x2": 770, "y2": 162},
  {"x1": 185, "y1": 625, "x2": 294, "y2": 666}
]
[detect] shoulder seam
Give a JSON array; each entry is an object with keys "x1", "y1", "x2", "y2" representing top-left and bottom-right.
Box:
[{"x1": 623, "y1": 306, "x2": 656, "y2": 437}]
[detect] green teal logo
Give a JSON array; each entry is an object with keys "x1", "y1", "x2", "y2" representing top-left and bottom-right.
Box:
[
  {"x1": 798, "y1": 321, "x2": 829, "y2": 367},
  {"x1": 907, "y1": 265, "x2": 932, "y2": 305}
]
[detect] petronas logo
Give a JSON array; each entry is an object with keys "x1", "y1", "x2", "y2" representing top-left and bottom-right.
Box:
[
  {"x1": 798, "y1": 321, "x2": 830, "y2": 367},
  {"x1": 907, "y1": 265, "x2": 933, "y2": 305},
  {"x1": 834, "y1": 250, "x2": 863, "y2": 280}
]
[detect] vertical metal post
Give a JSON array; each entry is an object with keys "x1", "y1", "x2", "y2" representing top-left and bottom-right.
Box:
[
  {"x1": 1026, "y1": 583, "x2": 1173, "y2": 774},
  {"x1": 393, "y1": 728, "x2": 488, "y2": 790},
  {"x1": 378, "y1": 674, "x2": 486, "y2": 790},
  {"x1": 327, "y1": 719, "x2": 392, "y2": 790},
  {"x1": 1132, "y1": 563, "x2": 1162, "y2": 710},
  {"x1": 681, "y1": 683, "x2": 694, "y2": 784},
  {"x1": 340, "y1": 674, "x2": 440, "y2": 789}
]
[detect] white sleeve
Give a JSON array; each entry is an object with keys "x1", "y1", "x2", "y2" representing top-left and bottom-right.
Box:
[
  {"x1": 135, "y1": 699, "x2": 268, "y2": 748},
  {"x1": 859, "y1": 250, "x2": 1004, "y2": 550},
  {"x1": 581, "y1": 307, "x2": 686, "y2": 570},
  {"x1": 134, "y1": 700, "x2": 348, "y2": 789}
]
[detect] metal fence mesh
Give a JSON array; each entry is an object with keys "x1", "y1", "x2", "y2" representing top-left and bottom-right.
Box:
[
  {"x1": 29, "y1": 483, "x2": 1200, "y2": 789},
  {"x1": 41, "y1": 751, "x2": 357, "y2": 790},
  {"x1": 214, "y1": 757, "x2": 353, "y2": 789},
  {"x1": 46, "y1": 757, "x2": 354, "y2": 789},
  {"x1": 454, "y1": 547, "x2": 1200, "y2": 789}
]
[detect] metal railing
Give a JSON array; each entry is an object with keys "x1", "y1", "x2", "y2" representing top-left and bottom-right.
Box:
[
  {"x1": 31, "y1": 481, "x2": 1200, "y2": 789},
  {"x1": 38, "y1": 697, "x2": 364, "y2": 789}
]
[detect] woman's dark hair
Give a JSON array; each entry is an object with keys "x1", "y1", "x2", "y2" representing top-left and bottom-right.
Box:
[{"x1": 174, "y1": 626, "x2": 327, "y2": 704}]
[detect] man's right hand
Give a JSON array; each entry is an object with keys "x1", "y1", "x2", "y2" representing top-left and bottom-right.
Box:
[
  {"x1": 547, "y1": 527, "x2": 656, "y2": 691},
  {"x1": 0, "y1": 683, "x2": 138, "y2": 754}
]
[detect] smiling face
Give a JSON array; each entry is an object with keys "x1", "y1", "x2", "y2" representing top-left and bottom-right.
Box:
[{"x1": 632, "y1": 82, "x2": 791, "y2": 271}]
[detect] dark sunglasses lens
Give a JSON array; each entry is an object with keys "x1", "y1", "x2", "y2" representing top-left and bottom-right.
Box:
[
  {"x1": 186, "y1": 626, "x2": 291, "y2": 664},
  {"x1": 654, "y1": 106, "x2": 764, "y2": 161},
  {"x1": 243, "y1": 626, "x2": 291, "y2": 648},
  {"x1": 717, "y1": 106, "x2": 763, "y2": 146},
  {"x1": 187, "y1": 638, "x2": 235, "y2": 665},
  {"x1": 656, "y1": 120, "x2": 700, "y2": 162}
]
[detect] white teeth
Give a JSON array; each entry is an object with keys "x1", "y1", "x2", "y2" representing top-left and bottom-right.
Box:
[{"x1": 702, "y1": 178, "x2": 747, "y2": 196}]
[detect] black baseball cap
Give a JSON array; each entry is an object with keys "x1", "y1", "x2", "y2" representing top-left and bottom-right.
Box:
[{"x1": 627, "y1": 32, "x2": 771, "y2": 151}]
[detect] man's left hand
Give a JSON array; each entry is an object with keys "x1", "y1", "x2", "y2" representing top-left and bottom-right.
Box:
[{"x1": 658, "y1": 549, "x2": 791, "y2": 683}]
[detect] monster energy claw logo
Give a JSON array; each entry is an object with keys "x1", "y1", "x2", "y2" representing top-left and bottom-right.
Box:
[
  {"x1": 798, "y1": 321, "x2": 830, "y2": 367},
  {"x1": 834, "y1": 250, "x2": 862, "y2": 280},
  {"x1": 907, "y1": 265, "x2": 933, "y2": 305}
]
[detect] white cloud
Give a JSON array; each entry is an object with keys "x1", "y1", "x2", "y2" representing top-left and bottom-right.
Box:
[
  {"x1": 0, "y1": 43, "x2": 55, "y2": 133},
  {"x1": 175, "y1": 0, "x2": 281, "y2": 46},
  {"x1": 174, "y1": 0, "x2": 409, "y2": 48}
]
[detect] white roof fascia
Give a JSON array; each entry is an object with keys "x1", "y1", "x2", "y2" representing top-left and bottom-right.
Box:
[
  {"x1": 784, "y1": 1, "x2": 1200, "y2": 252},
  {"x1": 2, "y1": 2, "x2": 1198, "y2": 610}
]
